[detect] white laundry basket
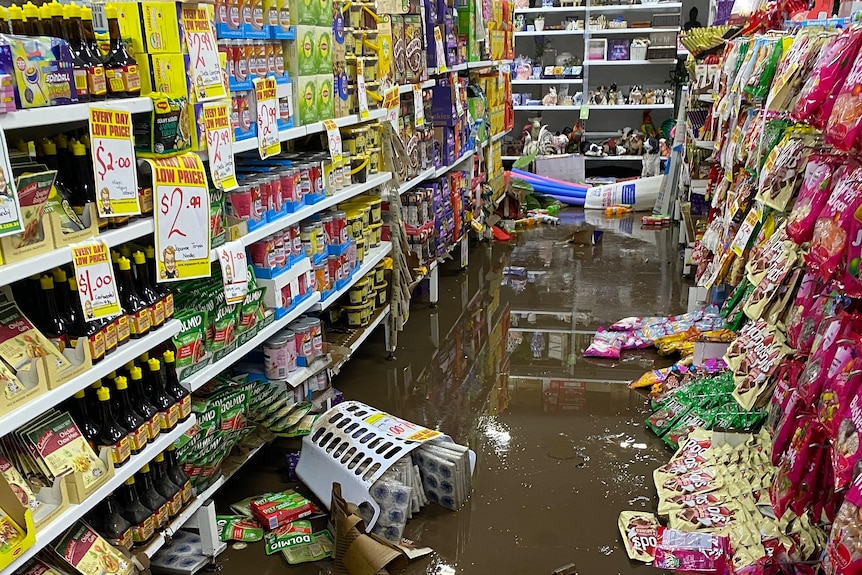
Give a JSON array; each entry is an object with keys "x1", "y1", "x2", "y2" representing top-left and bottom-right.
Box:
[{"x1": 296, "y1": 401, "x2": 476, "y2": 529}]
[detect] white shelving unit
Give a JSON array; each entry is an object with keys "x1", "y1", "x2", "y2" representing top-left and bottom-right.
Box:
[
  {"x1": 589, "y1": 26, "x2": 680, "y2": 34},
  {"x1": 3, "y1": 416, "x2": 197, "y2": 574},
  {"x1": 0, "y1": 97, "x2": 153, "y2": 131},
  {"x1": 512, "y1": 79, "x2": 584, "y2": 85}
]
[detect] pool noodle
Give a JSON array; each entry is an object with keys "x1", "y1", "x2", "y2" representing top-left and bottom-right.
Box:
[
  {"x1": 512, "y1": 172, "x2": 590, "y2": 191},
  {"x1": 510, "y1": 168, "x2": 591, "y2": 190},
  {"x1": 545, "y1": 193, "x2": 585, "y2": 206},
  {"x1": 528, "y1": 183, "x2": 587, "y2": 198},
  {"x1": 510, "y1": 175, "x2": 589, "y2": 196}
]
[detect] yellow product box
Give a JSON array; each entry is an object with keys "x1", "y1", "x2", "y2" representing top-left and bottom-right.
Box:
[
  {"x1": 138, "y1": 53, "x2": 189, "y2": 99},
  {"x1": 296, "y1": 75, "x2": 318, "y2": 125},
  {"x1": 115, "y1": 1, "x2": 184, "y2": 54},
  {"x1": 315, "y1": 26, "x2": 333, "y2": 74},
  {"x1": 286, "y1": 26, "x2": 317, "y2": 76},
  {"x1": 290, "y1": 0, "x2": 319, "y2": 26},
  {"x1": 0, "y1": 473, "x2": 33, "y2": 571},
  {"x1": 489, "y1": 30, "x2": 504, "y2": 61},
  {"x1": 316, "y1": 74, "x2": 334, "y2": 121}
]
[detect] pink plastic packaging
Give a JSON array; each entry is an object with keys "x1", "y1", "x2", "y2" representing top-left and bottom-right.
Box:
[{"x1": 792, "y1": 27, "x2": 862, "y2": 124}]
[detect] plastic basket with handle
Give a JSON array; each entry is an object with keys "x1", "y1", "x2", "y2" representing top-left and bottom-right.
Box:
[{"x1": 296, "y1": 401, "x2": 476, "y2": 529}]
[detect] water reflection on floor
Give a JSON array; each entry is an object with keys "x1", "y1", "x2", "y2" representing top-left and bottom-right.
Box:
[{"x1": 213, "y1": 209, "x2": 689, "y2": 575}]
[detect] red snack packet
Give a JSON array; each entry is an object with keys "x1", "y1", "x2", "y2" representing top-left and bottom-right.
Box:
[
  {"x1": 785, "y1": 272, "x2": 824, "y2": 351},
  {"x1": 786, "y1": 154, "x2": 838, "y2": 244},
  {"x1": 652, "y1": 527, "x2": 731, "y2": 574},
  {"x1": 826, "y1": 54, "x2": 862, "y2": 150},
  {"x1": 771, "y1": 389, "x2": 803, "y2": 467},
  {"x1": 792, "y1": 27, "x2": 862, "y2": 124},
  {"x1": 823, "y1": 473, "x2": 862, "y2": 575},
  {"x1": 833, "y1": 388, "x2": 862, "y2": 491},
  {"x1": 817, "y1": 340, "x2": 862, "y2": 437},
  {"x1": 844, "y1": 203, "x2": 862, "y2": 298},
  {"x1": 808, "y1": 166, "x2": 862, "y2": 281}
]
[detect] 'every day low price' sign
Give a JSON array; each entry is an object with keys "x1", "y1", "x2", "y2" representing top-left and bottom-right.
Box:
[{"x1": 89, "y1": 107, "x2": 140, "y2": 217}]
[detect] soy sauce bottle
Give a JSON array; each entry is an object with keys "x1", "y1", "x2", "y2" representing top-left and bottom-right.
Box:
[
  {"x1": 145, "y1": 246, "x2": 174, "y2": 319},
  {"x1": 164, "y1": 444, "x2": 192, "y2": 504},
  {"x1": 66, "y1": 276, "x2": 106, "y2": 363},
  {"x1": 95, "y1": 386, "x2": 131, "y2": 468},
  {"x1": 101, "y1": 494, "x2": 134, "y2": 551},
  {"x1": 137, "y1": 464, "x2": 170, "y2": 530},
  {"x1": 117, "y1": 256, "x2": 151, "y2": 338},
  {"x1": 113, "y1": 376, "x2": 148, "y2": 455},
  {"x1": 162, "y1": 351, "x2": 191, "y2": 422},
  {"x1": 118, "y1": 477, "x2": 155, "y2": 546},
  {"x1": 130, "y1": 365, "x2": 161, "y2": 441},
  {"x1": 147, "y1": 358, "x2": 179, "y2": 432},
  {"x1": 37, "y1": 275, "x2": 67, "y2": 350},
  {"x1": 103, "y1": 6, "x2": 141, "y2": 98},
  {"x1": 133, "y1": 251, "x2": 164, "y2": 330},
  {"x1": 152, "y1": 453, "x2": 183, "y2": 517},
  {"x1": 71, "y1": 390, "x2": 101, "y2": 451}
]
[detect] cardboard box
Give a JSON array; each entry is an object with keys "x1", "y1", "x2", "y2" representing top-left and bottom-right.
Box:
[
  {"x1": 316, "y1": 74, "x2": 334, "y2": 122},
  {"x1": 137, "y1": 53, "x2": 190, "y2": 99},
  {"x1": 116, "y1": 2, "x2": 184, "y2": 54},
  {"x1": 315, "y1": 27, "x2": 333, "y2": 74},
  {"x1": 296, "y1": 75, "x2": 318, "y2": 124},
  {"x1": 0, "y1": 35, "x2": 76, "y2": 109},
  {"x1": 290, "y1": 0, "x2": 319, "y2": 26},
  {"x1": 0, "y1": 474, "x2": 35, "y2": 571}
]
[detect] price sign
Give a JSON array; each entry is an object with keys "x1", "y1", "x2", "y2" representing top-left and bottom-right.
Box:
[
  {"x1": 412, "y1": 84, "x2": 424, "y2": 127},
  {"x1": 356, "y1": 59, "x2": 369, "y2": 119},
  {"x1": 0, "y1": 125, "x2": 23, "y2": 238},
  {"x1": 383, "y1": 86, "x2": 400, "y2": 130},
  {"x1": 203, "y1": 101, "x2": 238, "y2": 191},
  {"x1": 254, "y1": 77, "x2": 281, "y2": 159},
  {"x1": 433, "y1": 27, "x2": 447, "y2": 73},
  {"x1": 453, "y1": 79, "x2": 464, "y2": 116},
  {"x1": 181, "y1": 6, "x2": 226, "y2": 101},
  {"x1": 149, "y1": 154, "x2": 212, "y2": 282},
  {"x1": 322, "y1": 119, "x2": 342, "y2": 164},
  {"x1": 731, "y1": 203, "x2": 762, "y2": 257},
  {"x1": 579, "y1": 104, "x2": 590, "y2": 120},
  {"x1": 71, "y1": 240, "x2": 121, "y2": 321},
  {"x1": 364, "y1": 412, "x2": 442, "y2": 442},
  {"x1": 89, "y1": 107, "x2": 140, "y2": 217},
  {"x1": 216, "y1": 240, "x2": 249, "y2": 305}
]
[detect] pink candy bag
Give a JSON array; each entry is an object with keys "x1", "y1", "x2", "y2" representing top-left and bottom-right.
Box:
[
  {"x1": 823, "y1": 473, "x2": 862, "y2": 575},
  {"x1": 792, "y1": 27, "x2": 862, "y2": 124},
  {"x1": 807, "y1": 166, "x2": 862, "y2": 281},
  {"x1": 652, "y1": 528, "x2": 731, "y2": 574},
  {"x1": 826, "y1": 54, "x2": 862, "y2": 150},
  {"x1": 584, "y1": 328, "x2": 623, "y2": 359},
  {"x1": 786, "y1": 154, "x2": 838, "y2": 244}
]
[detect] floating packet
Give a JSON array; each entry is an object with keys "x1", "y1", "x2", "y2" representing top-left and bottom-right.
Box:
[
  {"x1": 280, "y1": 530, "x2": 333, "y2": 564},
  {"x1": 652, "y1": 527, "x2": 731, "y2": 574},
  {"x1": 231, "y1": 493, "x2": 276, "y2": 517},
  {"x1": 584, "y1": 328, "x2": 623, "y2": 359},
  {"x1": 833, "y1": 389, "x2": 862, "y2": 491},
  {"x1": 264, "y1": 520, "x2": 312, "y2": 555},
  {"x1": 134, "y1": 93, "x2": 192, "y2": 157},
  {"x1": 618, "y1": 511, "x2": 660, "y2": 562},
  {"x1": 217, "y1": 515, "x2": 265, "y2": 542},
  {"x1": 844, "y1": 202, "x2": 862, "y2": 298}
]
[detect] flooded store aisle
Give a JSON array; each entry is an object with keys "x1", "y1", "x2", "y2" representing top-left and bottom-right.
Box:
[{"x1": 214, "y1": 209, "x2": 690, "y2": 575}]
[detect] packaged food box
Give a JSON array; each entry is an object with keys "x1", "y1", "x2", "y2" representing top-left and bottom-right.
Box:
[
  {"x1": 251, "y1": 491, "x2": 315, "y2": 529},
  {"x1": 0, "y1": 35, "x2": 76, "y2": 109}
]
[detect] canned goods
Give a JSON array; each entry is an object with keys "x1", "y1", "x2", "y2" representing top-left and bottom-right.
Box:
[
  {"x1": 297, "y1": 270, "x2": 309, "y2": 297},
  {"x1": 356, "y1": 238, "x2": 365, "y2": 263},
  {"x1": 288, "y1": 223, "x2": 302, "y2": 258},
  {"x1": 314, "y1": 222, "x2": 326, "y2": 257},
  {"x1": 228, "y1": 185, "x2": 263, "y2": 222},
  {"x1": 235, "y1": 40, "x2": 249, "y2": 81},
  {"x1": 300, "y1": 225, "x2": 317, "y2": 258},
  {"x1": 315, "y1": 371, "x2": 328, "y2": 391},
  {"x1": 346, "y1": 211, "x2": 363, "y2": 241},
  {"x1": 291, "y1": 318, "x2": 312, "y2": 361},
  {"x1": 280, "y1": 283, "x2": 292, "y2": 309},
  {"x1": 321, "y1": 215, "x2": 334, "y2": 245},
  {"x1": 331, "y1": 210, "x2": 348, "y2": 245},
  {"x1": 249, "y1": 236, "x2": 276, "y2": 269},
  {"x1": 348, "y1": 277, "x2": 368, "y2": 304},
  {"x1": 309, "y1": 161, "x2": 323, "y2": 198},
  {"x1": 366, "y1": 197, "x2": 382, "y2": 224},
  {"x1": 268, "y1": 175, "x2": 283, "y2": 212},
  {"x1": 376, "y1": 281, "x2": 388, "y2": 307},
  {"x1": 265, "y1": 42, "x2": 277, "y2": 75},
  {"x1": 314, "y1": 261, "x2": 329, "y2": 293},
  {"x1": 367, "y1": 125, "x2": 380, "y2": 147},
  {"x1": 264, "y1": 331, "x2": 296, "y2": 380},
  {"x1": 344, "y1": 304, "x2": 363, "y2": 327},
  {"x1": 298, "y1": 164, "x2": 312, "y2": 201},
  {"x1": 369, "y1": 222, "x2": 382, "y2": 247},
  {"x1": 374, "y1": 263, "x2": 384, "y2": 284},
  {"x1": 327, "y1": 254, "x2": 342, "y2": 286},
  {"x1": 343, "y1": 248, "x2": 354, "y2": 275},
  {"x1": 280, "y1": 168, "x2": 297, "y2": 205},
  {"x1": 342, "y1": 126, "x2": 368, "y2": 156},
  {"x1": 306, "y1": 317, "x2": 323, "y2": 357},
  {"x1": 273, "y1": 231, "x2": 287, "y2": 267},
  {"x1": 333, "y1": 157, "x2": 344, "y2": 190}
]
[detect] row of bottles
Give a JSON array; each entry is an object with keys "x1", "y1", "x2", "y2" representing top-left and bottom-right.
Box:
[
  {"x1": 13, "y1": 247, "x2": 173, "y2": 363},
  {"x1": 86, "y1": 446, "x2": 193, "y2": 549},
  {"x1": 31, "y1": 133, "x2": 153, "y2": 234},
  {"x1": 0, "y1": 2, "x2": 140, "y2": 100},
  {"x1": 68, "y1": 350, "x2": 191, "y2": 467}
]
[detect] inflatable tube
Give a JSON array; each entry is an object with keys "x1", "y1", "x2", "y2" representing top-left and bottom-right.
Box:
[
  {"x1": 528, "y1": 183, "x2": 588, "y2": 198},
  {"x1": 510, "y1": 168, "x2": 591, "y2": 190},
  {"x1": 511, "y1": 174, "x2": 590, "y2": 195},
  {"x1": 545, "y1": 193, "x2": 585, "y2": 206}
]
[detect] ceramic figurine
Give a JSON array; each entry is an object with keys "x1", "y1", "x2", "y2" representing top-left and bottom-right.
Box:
[
  {"x1": 542, "y1": 87, "x2": 558, "y2": 106},
  {"x1": 629, "y1": 85, "x2": 643, "y2": 105}
]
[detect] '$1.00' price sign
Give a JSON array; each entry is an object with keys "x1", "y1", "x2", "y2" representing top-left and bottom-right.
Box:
[
  {"x1": 89, "y1": 107, "x2": 140, "y2": 217},
  {"x1": 254, "y1": 77, "x2": 280, "y2": 159},
  {"x1": 149, "y1": 154, "x2": 212, "y2": 282},
  {"x1": 216, "y1": 240, "x2": 249, "y2": 305},
  {"x1": 203, "y1": 101, "x2": 238, "y2": 191},
  {"x1": 71, "y1": 239, "x2": 121, "y2": 321}
]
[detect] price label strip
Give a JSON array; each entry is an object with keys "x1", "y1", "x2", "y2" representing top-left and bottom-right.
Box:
[
  {"x1": 0, "y1": 125, "x2": 24, "y2": 238},
  {"x1": 357, "y1": 59, "x2": 369, "y2": 119},
  {"x1": 180, "y1": 6, "x2": 226, "y2": 101},
  {"x1": 71, "y1": 239, "x2": 121, "y2": 321},
  {"x1": 433, "y1": 27, "x2": 447, "y2": 73},
  {"x1": 383, "y1": 87, "x2": 400, "y2": 130},
  {"x1": 89, "y1": 107, "x2": 140, "y2": 217},
  {"x1": 204, "y1": 101, "x2": 238, "y2": 191},
  {"x1": 216, "y1": 240, "x2": 249, "y2": 305},
  {"x1": 149, "y1": 154, "x2": 212, "y2": 282},
  {"x1": 322, "y1": 119, "x2": 342, "y2": 165},
  {"x1": 412, "y1": 84, "x2": 424, "y2": 128},
  {"x1": 363, "y1": 413, "x2": 442, "y2": 442},
  {"x1": 254, "y1": 77, "x2": 281, "y2": 159}
]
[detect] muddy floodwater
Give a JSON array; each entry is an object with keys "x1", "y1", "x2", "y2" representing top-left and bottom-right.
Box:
[{"x1": 213, "y1": 209, "x2": 688, "y2": 575}]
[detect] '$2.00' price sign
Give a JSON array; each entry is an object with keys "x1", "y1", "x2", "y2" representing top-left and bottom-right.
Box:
[
  {"x1": 89, "y1": 107, "x2": 140, "y2": 217},
  {"x1": 149, "y1": 155, "x2": 212, "y2": 282},
  {"x1": 71, "y1": 240, "x2": 121, "y2": 321},
  {"x1": 254, "y1": 77, "x2": 280, "y2": 159}
]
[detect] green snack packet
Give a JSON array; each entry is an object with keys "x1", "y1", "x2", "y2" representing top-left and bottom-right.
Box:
[
  {"x1": 646, "y1": 397, "x2": 693, "y2": 437},
  {"x1": 217, "y1": 515, "x2": 265, "y2": 542},
  {"x1": 663, "y1": 407, "x2": 720, "y2": 449},
  {"x1": 280, "y1": 530, "x2": 334, "y2": 564},
  {"x1": 173, "y1": 310, "x2": 207, "y2": 368},
  {"x1": 265, "y1": 520, "x2": 312, "y2": 555},
  {"x1": 721, "y1": 278, "x2": 751, "y2": 318},
  {"x1": 210, "y1": 304, "x2": 238, "y2": 351},
  {"x1": 238, "y1": 288, "x2": 265, "y2": 333}
]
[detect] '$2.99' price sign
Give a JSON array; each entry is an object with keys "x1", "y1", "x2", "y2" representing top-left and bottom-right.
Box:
[
  {"x1": 71, "y1": 239, "x2": 121, "y2": 321},
  {"x1": 89, "y1": 107, "x2": 140, "y2": 217},
  {"x1": 254, "y1": 77, "x2": 280, "y2": 159},
  {"x1": 203, "y1": 101, "x2": 238, "y2": 191},
  {"x1": 149, "y1": 155, "x2": 212, "y2": 282}
]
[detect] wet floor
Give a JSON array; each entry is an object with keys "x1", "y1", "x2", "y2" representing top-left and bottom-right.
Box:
[{"x1": 213, "y1": 209, "x2": 690, "y2": 575}]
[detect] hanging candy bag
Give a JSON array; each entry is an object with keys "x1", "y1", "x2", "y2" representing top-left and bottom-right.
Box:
[
  {"x1": 792, "y1": 27, "x2": 861, "y2": 123},
  {"x1": 808, "y1": 166, "x2": 862, "y2": 281},
  {"x1": 786, "y1": 154, "x2": 838, "y2": 244}
]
